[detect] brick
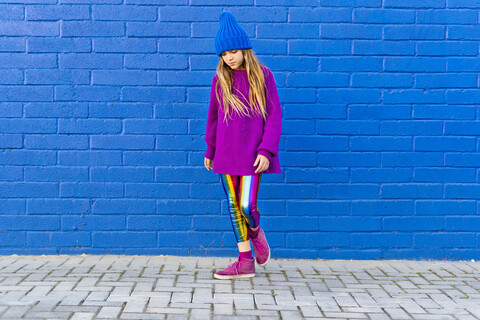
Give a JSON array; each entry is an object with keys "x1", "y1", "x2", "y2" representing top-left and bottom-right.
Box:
[{"x1": 0, "y1": 0, "x2": 479, "y2": 259}]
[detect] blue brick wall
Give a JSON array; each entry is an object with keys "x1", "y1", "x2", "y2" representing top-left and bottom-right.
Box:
[{"x1": 0, "y1": 1, "x2": 479, "y2": 260}]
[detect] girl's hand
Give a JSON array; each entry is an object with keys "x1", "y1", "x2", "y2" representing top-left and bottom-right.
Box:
[
  {"x1": 204, "y1": 157, "x2": 213, "y2": 171},
  {"x1": 254, "y1": 154, "x2": 270, "y2": 174}
]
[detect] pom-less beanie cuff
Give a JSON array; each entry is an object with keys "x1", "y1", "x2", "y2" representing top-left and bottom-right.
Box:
[
  {"x1": 214, "y1": 11, "x2": 252, "y2": 56},
  {"x1": 215, "y1": 36, "x2": 251, "y2": 56}
]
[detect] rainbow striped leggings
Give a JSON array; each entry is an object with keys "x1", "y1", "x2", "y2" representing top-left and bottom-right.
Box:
[{"x1": 220, "y1": 173, "x2": 262, "y2": 243}]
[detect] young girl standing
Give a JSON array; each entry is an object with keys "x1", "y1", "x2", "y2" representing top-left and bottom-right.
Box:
[{"x1": 203, "y1": 11, "x2": 282, "y2": 280}]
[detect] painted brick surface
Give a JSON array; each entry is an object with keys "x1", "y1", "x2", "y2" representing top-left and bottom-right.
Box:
[{"x1": 0, "y1": 1, "x2": 479, "y2": 259}]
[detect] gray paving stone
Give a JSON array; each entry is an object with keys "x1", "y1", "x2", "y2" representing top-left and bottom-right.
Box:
[
  {"x1": 0, "y1": 255, "x2": 479, "y2": 320},
  {"x1": 323, "y1": 311, "x2": 369, "y2": 318},
  {"x1": 23, "y1": 311, "x2": 72, "y2": 319},
  {"x1": 166, "y1": 314, "x2": 188, "y2": 320},
  {"x1": 254, "y1": 293, "x2": 276, "y2": 305},
  {"x1": 190, "y1": 308, "x2": 211, "y2": 320},
  {"x1": 367, "y1": 314, "x2": 391, "y2": 320},
  {"x1": 342, "y1": 306, "x2": 384, "y2": 313},
  {"x1": 383, "y1": 307, "x2": 411, "y2": 319},
  {"x1": 120, "y1": 312, "x2": 166, "y2": 319},
  {"x1": 70, "y1": 312, "x2": 95, "y2": 320},
  {"x1": 0, "y1": 306, "x2": 29, "y2": 319},
  {"x1": 143, "y1": 307, "x2": 187, "y2": 315},
  {"x1": 123, "y1": 297, "x2": 149, "y2": 313},
  {"x1": 213, "y1": 315, "x2": 257, "y2": 320},
  {"x1": 254, "y1": 304, "x2": 298, "y2": 311},
  {"x1": 281, "y1": 310, "x2": 304, "y2": 319},
  {"x1": 233, "y1": 297, "x2": 254, "y2": 310},
  {"x1": 171, "y1": 292, "x2": 191, "y2": 303},
  {"x1": 299, "y1": 305, "x2": 322, "y2": 317},
  {"x1": 213, "y1": 302, "x2": 233, "y2": 315},
  {"x1": 316, "y1": 297, "x2": 342, "y2": 312},
  {"x1": 96, "y1": 306, "x2": 122, "y2": 319},
  {"x1": 236, "y1": 309, "x2": 279, "y2": 316},
  {"x1": 55, "y1": 306, "x2": 98, "y2": 313},
  {"x1": 455, "y1": 315, "x2": 478, "y2": 320},
  {"x1": 168, "y1": 302, "x2": 210, "y2": 309}
]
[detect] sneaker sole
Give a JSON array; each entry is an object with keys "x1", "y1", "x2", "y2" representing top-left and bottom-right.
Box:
[
  {"x1": 213, "y1": 273, "x2": 255, "y2": 280},
  {"x1": 257, "y1": 247, "x2": 271, "y2": 267}
]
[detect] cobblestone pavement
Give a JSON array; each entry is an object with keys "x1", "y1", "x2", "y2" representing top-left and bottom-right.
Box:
[{"x1": 0, "y1": 255, "x2": 479, "y2": 319}]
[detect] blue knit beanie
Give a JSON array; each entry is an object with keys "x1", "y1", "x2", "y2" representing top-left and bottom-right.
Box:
[{"x1": 214, "y1": 11, "x2": 252, "y2": 56}]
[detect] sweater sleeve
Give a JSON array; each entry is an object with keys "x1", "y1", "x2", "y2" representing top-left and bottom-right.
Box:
[
  {"x1": 256, "y1": 68, "x2": 282, "y2": 161},
  {"x1": 204, "y1": 75, "x2": 219, "y2": 160}
]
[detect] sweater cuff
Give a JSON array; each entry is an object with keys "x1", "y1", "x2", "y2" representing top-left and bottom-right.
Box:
[
  {"x1": 205, "y1": 145, "x2": 215, "y2": 160},
  {"x1": 257, "y1": 149, "x2": 273, "y2": 162}
]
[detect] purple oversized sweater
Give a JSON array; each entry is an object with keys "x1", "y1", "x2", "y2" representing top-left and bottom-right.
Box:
[{"x1": 204, "y1": 65, "x2": 282, "y2": 175}]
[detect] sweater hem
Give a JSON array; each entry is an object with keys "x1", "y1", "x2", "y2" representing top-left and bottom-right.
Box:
[{"x1": 212, "y1": 168, "x2": 282, "y2": 175}]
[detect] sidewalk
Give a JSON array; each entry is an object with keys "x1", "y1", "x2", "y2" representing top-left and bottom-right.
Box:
[{"x1": 0, "y1": 255, "x2": 479, "y2": 320}]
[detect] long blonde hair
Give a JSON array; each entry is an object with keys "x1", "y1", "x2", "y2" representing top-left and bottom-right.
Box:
[{"x1": 214, "y1": 49, "x2": 269, "y2": 124}]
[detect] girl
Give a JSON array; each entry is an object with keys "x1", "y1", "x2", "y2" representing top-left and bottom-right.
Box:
[{"x1": 203, "y1": 11, "x2": 282, "y2": 280}]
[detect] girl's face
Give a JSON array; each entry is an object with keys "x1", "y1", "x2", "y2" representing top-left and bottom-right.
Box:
[{"x1": 221, "y1": 49, "x2": 245, "y2": 70}]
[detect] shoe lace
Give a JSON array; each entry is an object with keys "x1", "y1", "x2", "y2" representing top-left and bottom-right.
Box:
[{"x1": 226, "y1": 260, "x2": 240, "y2": 273}]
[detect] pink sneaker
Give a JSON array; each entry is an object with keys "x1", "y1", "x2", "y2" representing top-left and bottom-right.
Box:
[
  {"x1": 214, "y1": 258, "x2": 255, "y2": 280},
  {"x1": 249, "y1": 228, "x2": 271, "y2": 267}
]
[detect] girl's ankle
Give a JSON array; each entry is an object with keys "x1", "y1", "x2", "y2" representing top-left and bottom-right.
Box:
[{"x1": 239, "y1": 250, "x2": 253, "y2": 260}]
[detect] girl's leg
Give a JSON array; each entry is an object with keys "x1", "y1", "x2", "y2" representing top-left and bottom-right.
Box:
[
  {"x1": 215, "y1": 174, "x2": 255, "y2": 280},
  {"x1": 238, "y1": 173, "x2": 270, "y2": 267},
  {"x1": 219, "y1": 173, "x2": 250, "y2": 247},
  {"x1": 238, "y1": 174, "x2": 262, "y2": 230}
]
